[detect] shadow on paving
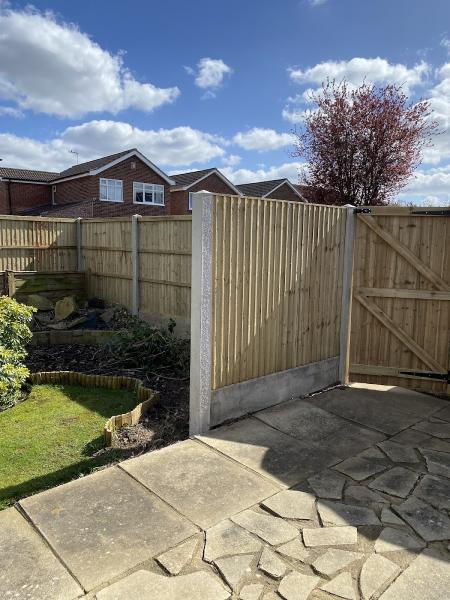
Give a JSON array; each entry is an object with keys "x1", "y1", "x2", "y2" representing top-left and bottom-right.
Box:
[{"x1": 198, "y1": 383, "x2": 450, "y2": 565}]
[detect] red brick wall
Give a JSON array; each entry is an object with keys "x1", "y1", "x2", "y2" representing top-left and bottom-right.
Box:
[
  {"x1": 53, "y1": 156, "x2": 172, "y2": 216},
  {"x1": 168, "y1": 172, "x2": 238, "y2": 215},
  {"x1": 266, "y1": 182, "x2": 304, "y2": 202},
  {"x1": 0, "y1": 182, "x2": 8, "y2": 214}
]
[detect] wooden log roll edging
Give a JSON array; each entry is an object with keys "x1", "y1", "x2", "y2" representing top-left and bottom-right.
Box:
[{"x1": 30, "y1": 371, "x2": 159, "y2": 446}]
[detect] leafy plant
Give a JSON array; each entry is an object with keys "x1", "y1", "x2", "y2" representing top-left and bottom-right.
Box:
[{"x1": 0, "y1": 296, "x2": 35, "y2": 408}]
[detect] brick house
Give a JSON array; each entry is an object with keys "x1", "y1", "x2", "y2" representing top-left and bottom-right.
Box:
[
  {"x1": 0, "y1": 149, "x2": 312, "y2": 218},
  {"x1": 0, "y1": 149, "x2": 241, "y2": 218}
]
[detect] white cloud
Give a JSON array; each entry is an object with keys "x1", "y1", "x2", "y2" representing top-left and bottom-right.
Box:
[
  {"x1": 222, "y1": 154, "x2": 241, "y2": 167},
  {"x1": 288, "y1": 58, "x2": 428, "y2": 94},
  {"x1": 187, "y1": 58, "x2": 232, "y2": 97},
  {"x1": 0, "y1": 120, "x2": 226, "y2": 171},
  {"x1": 223, "y1": 161, "x2": 304, "y2": 184},
  {"x1": 0, "y1": 106, "x2": 23, "y2": 117},
  {"x1": 233, "y1": 128, "x2": 294, "y2": 151},
  {"x1": 309, "y1": 0, "x2": 328, "y2": 5},
  {"x1": 0, "y1": 6, "x2": 179, "y2": 117}
]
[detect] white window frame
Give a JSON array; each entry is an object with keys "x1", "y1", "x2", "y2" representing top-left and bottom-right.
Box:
[
  {"x1": 99, "y1": 178, "x2": 123, "y2": 203},
  {"x1": 188, "y1": 192, "x2": 194, "y2": 211},
  {"x1": 133, "y1": 182, "x2": 165, "y2": 206}
]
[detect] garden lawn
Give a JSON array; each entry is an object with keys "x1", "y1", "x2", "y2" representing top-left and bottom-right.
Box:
[{"x1": 0, "y1": 383, "x2": 138, "y2": 509}]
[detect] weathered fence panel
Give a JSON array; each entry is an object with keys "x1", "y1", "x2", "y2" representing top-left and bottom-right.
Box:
[
  {"x1": 349, "y1": 206, "x2": 450, "y2": 393},
  {"x1": 0, "y1": 215, "x2": 77, "y2": 271},
  {"x1": 190, "y1": 193, "x2": 350, "y2": 433}
]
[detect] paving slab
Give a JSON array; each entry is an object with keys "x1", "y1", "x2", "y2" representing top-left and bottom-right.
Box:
[
  {"x1": 96, "y1": 569, "x2": 230, "y2": 600},
  {"x1": 378, "y1": 548, "x2": 450, "y2": 600},
  {"x1": 317, "y1": 500, "x2": 380, "y2": 527},
  {"x1": 434, "y1": 403, "x2": 450, "y2": 422},
  {"x1": 306, "y1": 386, "x2": 421, "y2": 434},
  {"x1": 334, "y1": 455, "x2": 387, "y2": 481},
  {"x1": 278, "y1": 571, "x2": 319, "y2": 600},
  {"x1": 359, "y1": 554, "x2": 400, "y2": 599},
  {"x1": 215, "y1": 554, "x2": 254, "y2": 590},
  {"x1": 258, "y1": 546, "x2": 287, "y2": 579},
  {"x1": 232, "y1": 510, "x2": 298, "y2": 545},
  {"x1": 368, "y1": 467, "x2": 420, "y2": 498},
  {"x1": 240, "y1": 583, "x2": 265, "y2": 600},
  {"x1": 413, "y1": 420, "x2": 450, "y2": 439},
  {"x1": 419, "y1": 437, "x2": 450, "y2": 453},
  {"x1": 389, "y1": 429, "x2": 431, "y2": 446},
  {"x1": 319, "y1": 421, "x2": 386, "y2": 460},
  {"x1": 395, "y1": 496, "x2": 450, "y2": 541},
  {"x1": 419, "y1": 448, "x2": 450, "y2": 478},
  {"x1": 204, "y1": 519, "x2": 262, "y2": 563},
  {"x1": 320, "y1": 572, "x2": 357, "y2": 600},
  {"x1": 261, "y1": 490, "x2": 316, "y2": 520},
  {"x1": 414, "y1": 473, "x2": 450, "y2": 509},
  {"x1": 19, "y1": 466, "x2": 196, "y2": 591},
  {"x1": 307, "y1": 469, "x2": 347, "y2": 499},
  {"x1": 255, "y1": 398, "x2": 348, "y2": 442},
  {"x1": 303, "y1": 526, "x2": 357, "y2": 547},
  {"x1": 276, "y1": 538, "x2": 309, "y2": 562},
  {"x1": 374, "y1": 527, "x2": 425, "y2": 553},
  {"x1": 0, "y1": 507, "x2": 83, "y2": 600},
  {"x1": 312, "y1": 548, "x2": 364, "y2": 576},
  {"x1": 377, "y1": 440, "x2": 420, "y2": 463},
  {"x1": 198, "y1": 418, "x2": 339, "y2": 488},
  {"x1": 156, "y1": 536, "x2": 199, "y2": 575},
  {"x1": 121, "y1": 440, "x2": 279, "y2": 529},
  {"x1": 344, "y1": 485, "x2": 389, "y2": 507},
  {"x1": 380, "y1": 507, "x2": 406, "y2": 526}
]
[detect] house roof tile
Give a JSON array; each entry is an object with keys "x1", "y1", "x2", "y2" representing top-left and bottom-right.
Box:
[
  {"x1": 236, "y1": 179, "x2": 288, "y2": 197},
  {"x1": 0, "y1": 167, "x2": 59, "y2": 182}
]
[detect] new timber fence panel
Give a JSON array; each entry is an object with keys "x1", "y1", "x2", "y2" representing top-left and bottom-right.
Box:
[
  {"x1": 80, "y1": 216, "x2": 192, "y2": 330},
  {"x1": 190, "y1": 193, "x2": 350, "y2": 433},
  {"x1": 349, "y1": 206, "x2": 450, "y2": 393},
  {"x1": 0, "y1": 215, "x2": 78, "y2": 271}
]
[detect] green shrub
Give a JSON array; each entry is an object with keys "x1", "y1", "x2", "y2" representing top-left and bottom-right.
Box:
[{"x1": 0, "y1": 296, "x2": 35, "y2": 408}]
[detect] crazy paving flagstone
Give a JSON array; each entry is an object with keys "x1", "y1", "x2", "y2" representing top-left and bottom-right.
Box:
[
  {"x1": 214, "y1": 554, "x2": 254, "y2": 590},
  {"x1": 156, "y1": 536, "x2": 199, "y2": 575},
  {"x1": 317, "y1": 500, "x2": 380, "y2": 527},
  {"x1": 379, "y1": 548, "x2": 450, "y2": 600},
  {"x1": 204, "y1": 519, "x2": 262, "y2": 563},
  {"x1": 320, "y1": 572, "x2": 357, "y2": 600},
  {"x1": 302, "y1": 525, "x2": 357, "y2": 547},
  {"x1": 258, "y1": 546, "x2": 287, "y2": 579},
  {"x1": 231, "y1": 510, "x2": 298, "y2": 546},
  {"x1": 334, "y1": 455, "x2": 387, "y2": 481},
  {"x1": 374, "y1": 527, "x2": 425, "y2": 553},
  {"x1": 261, "y1": 490, "x2": 316, "y2": 520},
  {"x1": 368, "y1": 467, "x2": 420, "y2": 498},
  {"x1": 359, "y1": 554, "x2": 401, "y2": 600},
  {"x1": 278, "y1": 571, "x2": 319, "y2": 600},
  {"x1": 394, "y1": 496, "x2": 450, "y2": 541},
  {"x1": 312, "y1": 548, "x2": 364, "y2": 576},
  {"x1": 307, "y1": 469, "x2": 346, "y2": 499},
  {"x1": 413, "y1": 473, "x2": 450, "y2": 510}
]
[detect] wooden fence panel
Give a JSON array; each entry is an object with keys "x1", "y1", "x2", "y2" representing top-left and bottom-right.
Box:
[
  {"x1": 138, "y1": 217, "x2": 192, "y2": 321},
  {"x1": 211, "y1": 196, "x2": 347, "y2": 389},
  {"x1": 349, "y1": 207, "x2": 450, "y2": 393},
  {"x1": 81, "y1": 219, "x2": 133, "y2": 309},
  {"x1": 0, "y1": 215, "x2": 77, "y2": 271}
]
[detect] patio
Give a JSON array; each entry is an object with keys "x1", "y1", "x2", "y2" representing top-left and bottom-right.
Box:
[{"x1": 1, "y1": 383, "x2": 449, "y2": 599}]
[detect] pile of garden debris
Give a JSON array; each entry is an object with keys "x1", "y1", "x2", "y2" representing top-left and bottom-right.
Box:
[{"x1": 30, "y1": 295, "x2": 125, "y2": 332}]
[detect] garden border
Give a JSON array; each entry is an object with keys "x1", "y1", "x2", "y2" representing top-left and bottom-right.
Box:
[{"x1": 30, "y1": 371, "x2": 159, "y2": 445}]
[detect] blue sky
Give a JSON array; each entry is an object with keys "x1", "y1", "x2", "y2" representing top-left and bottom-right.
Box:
[{"x1": 1, "y1": 0, "x2": 450, "y2": 204}]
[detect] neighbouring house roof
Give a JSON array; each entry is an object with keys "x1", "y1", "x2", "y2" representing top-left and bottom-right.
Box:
[
  {"x1": 0, "y1": 167, "x2": 59, "y2": 183},
  {"x1": 57, "y1": 149, "x2": 134, "y2": 178},
  {"x1": 236, "y1": 178, "x2": 305, "y2": 200},
  {"x1": 170, "y1": 167, "x2": 242, "y2": 196}
]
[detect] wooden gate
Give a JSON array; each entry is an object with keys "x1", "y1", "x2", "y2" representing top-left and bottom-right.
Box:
[{"x1": 349, "y1": 206, "x2": 450, "y2": 393}]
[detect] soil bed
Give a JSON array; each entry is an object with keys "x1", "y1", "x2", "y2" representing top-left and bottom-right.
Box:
[{"x1": 26, "y1": 343, "x2": 189, "y2": 457}]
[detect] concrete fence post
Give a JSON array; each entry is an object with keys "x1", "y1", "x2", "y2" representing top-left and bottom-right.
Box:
[
  {"x1": 339, "y1": 205, "x2": 356, "y2": 384},
  {"x1": 131, "y1": 214, "x2": 141, "y2": 316},
  {"x1": 76, "y1": 217, "x2": 83, "y2": 272},
  {"x1": 189, "y1": 192, "x2": 214, "y2": 436}
]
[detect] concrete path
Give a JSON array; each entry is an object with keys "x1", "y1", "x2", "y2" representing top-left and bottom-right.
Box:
[{"x1": 1, "y1": 383, "x2": 450, "y2": 599}]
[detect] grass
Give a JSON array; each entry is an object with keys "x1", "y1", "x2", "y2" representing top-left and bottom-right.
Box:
[{"x1": 0, "y1": 383, "x2": 138, "y2": 509}]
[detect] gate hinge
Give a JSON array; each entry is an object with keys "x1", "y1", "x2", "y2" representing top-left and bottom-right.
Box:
[
  {"x1": 410, "y1": 209, "x2": 450, "y2": 217},
  {"x1": 354, "y1": 207, "x2": 371, "y2": 214},
  {"x1": 399, "y1": 369, "x2": 449, "y2": 383}
]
